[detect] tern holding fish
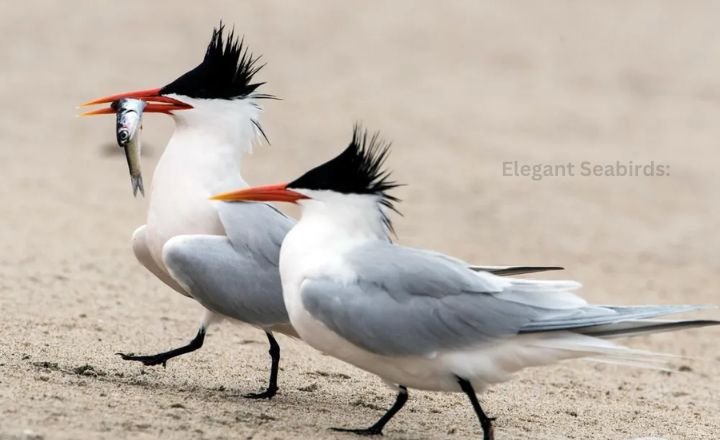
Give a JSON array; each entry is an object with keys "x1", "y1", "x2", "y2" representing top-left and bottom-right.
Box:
[
  {"x1": 213, "y1": 126, "x2": 719, "y2": 439},
  {"x1": 81, "y1": 24, "x2": 294, "y2": 398},
  {"x1": 113, "y1": 98, "x2": 146, "y2": 197}
]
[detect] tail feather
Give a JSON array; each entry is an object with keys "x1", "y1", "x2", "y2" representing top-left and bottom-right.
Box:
[
  {"x1": 528, "y1": 332, "x2": 676, "y2": 369},
  {"x1": 577, "y1": 319, "x2": 719, "y2": 338},
  {"x1": 450, "y1": 306, "x2": 717, "y2": 386},
  {"x1": 521, "y1": 304, "x2": 716, "y2": 333}
]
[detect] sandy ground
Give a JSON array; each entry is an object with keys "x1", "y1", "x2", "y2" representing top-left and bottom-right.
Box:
[{"x1": 1, "y1": 1, "x2": 719, "y2": 439}]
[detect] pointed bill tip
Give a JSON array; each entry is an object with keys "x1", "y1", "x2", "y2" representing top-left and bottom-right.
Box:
[
  {"x1": 80, "y1": 107, "x2": 115, "y2": 116},
  {"x1": 209, "y1": 191, "x2": 236, "y2": 202},
  {"x1": 80, "y1": 98, "x2": 103, "y2": 107}
]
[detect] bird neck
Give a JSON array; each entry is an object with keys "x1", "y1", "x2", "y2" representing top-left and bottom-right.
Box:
[
  {"x1": 279, "y1": 194, "x2": 392, "y2": 301},
  {"x1": 142, "y1": 113, "x2": 256, "y2": 261},
  {"x1": 160, "y1": 128, "x2": 248, "y2": 191},
  {"x1": 155, "y1": 97, "x2": 264, "y2": 193},
  {"x1": 291, "y1": 193, "x2": 392, "y2": 254},
  {"x1": 170, "y1": 95, "x2": 262, "y2": 156}
]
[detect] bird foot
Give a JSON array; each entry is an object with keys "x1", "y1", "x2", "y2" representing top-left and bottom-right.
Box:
[
  {"x1": 116, "y1": 352, "x2": 168, "y2": 367},
  {"x1": 484, "y1": 428, "x2": 494, "y2": 440},
  {"x1": 482, "y1": 421, "x2": 495, "y2": 440},
  {"x1": 330, "y1": 427, "x2": 384, "y2": 436},
  {"x1": 243, "y1": 387, "x2": 278, "y2": 400}
]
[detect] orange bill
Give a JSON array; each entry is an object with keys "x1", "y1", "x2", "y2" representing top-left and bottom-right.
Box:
[
  {"x1": 80, "y1": 88, "x2": 193, "y2": 115},
  {"x1": 210, "y1": 183, "x2": 308, "y2": 203}
]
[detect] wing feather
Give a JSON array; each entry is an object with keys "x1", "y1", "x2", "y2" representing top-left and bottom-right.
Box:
[
  {"x1": 161, "y1": 202, "x2": 293, "y2": 327},
  {"x1": 301, "y1": 242, "x2": 716, "y2": 357}
]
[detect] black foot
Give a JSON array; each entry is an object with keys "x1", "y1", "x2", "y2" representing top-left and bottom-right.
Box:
[
  {"x1": 116, "y1": 352, "x2": 168, "y2": 367},
  {"x1": 243, "y1": 386, "x2": 278, "y2": 400},
  {"x1": 330, "y1": 386, "x2": 408, "y2": 436},
  {"x1": 457, "y1": 376, "x2": 495, "y2": 440},
  {"x1": 116, "y1": 327, "x2": 206, "y2": 368},
  {"x1": 330, "y1": 427, "x2": 383, "y2": 436},
  {"x1": 242, "y1": 332, "x2": 281, "y2": 400}
]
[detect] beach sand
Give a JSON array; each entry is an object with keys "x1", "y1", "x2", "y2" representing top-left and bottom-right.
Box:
[{"x1": 1, "y1": 1, "x2": 719, "y2": 439}]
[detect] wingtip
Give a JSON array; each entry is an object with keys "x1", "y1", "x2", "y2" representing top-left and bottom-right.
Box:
[{"x1": 477, "y1": 266, "x2": 566, "y2": 276}]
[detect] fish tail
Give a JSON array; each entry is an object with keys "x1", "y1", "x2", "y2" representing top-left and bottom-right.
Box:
[{"x1": 131, "y1": 175, "x2": 144, "y2": 198}]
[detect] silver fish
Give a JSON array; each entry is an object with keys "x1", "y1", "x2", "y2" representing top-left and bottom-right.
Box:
[{"x1": 113, "y1": 98, "x2": 146, "y2": 197}]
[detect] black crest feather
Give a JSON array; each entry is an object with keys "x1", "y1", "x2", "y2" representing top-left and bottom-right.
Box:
[
  {"x1": 160, "y1": 23, "x2": 266, "y2": 99},
  {"x1": 288, "y1": 125, "x2": 401, "y2": 215}
]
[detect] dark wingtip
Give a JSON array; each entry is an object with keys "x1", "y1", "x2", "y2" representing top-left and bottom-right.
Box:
[{"x1": 482, "y1": 266, "x2": 565, "y2": 276}]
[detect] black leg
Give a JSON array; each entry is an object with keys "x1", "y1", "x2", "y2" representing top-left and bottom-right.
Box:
[
  {"x1": 457, "y1": 377, "x2": 495, "y2": 440},
  {"x1": 117, "y1": 326, "x2": 206, "y2": 367},
  {"x1": 331, "y1": 386, "x2": 409, "y2": 436},
  {"x1": 244, "y1": 332, "x2": 281, "y2": 399}
]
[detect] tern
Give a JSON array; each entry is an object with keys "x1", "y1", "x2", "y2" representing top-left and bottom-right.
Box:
[
  {"x1": 80, "y1": 25, "x2": 557, "y2": 399},
  {"x1": 212, "y1": 125, "x2": 719, "y2": 438},
  {"x1": 81, "y1": 24, "x2": 293, "y2": 398}
]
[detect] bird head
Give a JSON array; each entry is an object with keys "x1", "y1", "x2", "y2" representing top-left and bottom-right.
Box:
[
  {"x1": 211, "y1": 125, "x2": 401, "y2": 233},
  {"x1": 81, "y1": 23, "x2": 270, "y2": 127}
]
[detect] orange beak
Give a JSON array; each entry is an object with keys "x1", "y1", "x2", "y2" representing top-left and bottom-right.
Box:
[
  {"x1": 80, "y1": 87, "x2": 193, "y2": 115},
  {"x1": 210, "y1": 183, "x2": 309, "y2": 203}
]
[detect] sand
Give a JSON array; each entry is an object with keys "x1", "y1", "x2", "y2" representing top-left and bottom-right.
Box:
[{"x1": 1, "y1": 1, "x2": 719, "y2": 439}]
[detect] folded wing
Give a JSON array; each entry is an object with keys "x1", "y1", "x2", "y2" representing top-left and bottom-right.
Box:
[
  {"x1": 162, "y1": 202, "x2": 293, "y2": 327},
  {"x1": 301, "y1": 242, "x2": 716, "y2": 357}
]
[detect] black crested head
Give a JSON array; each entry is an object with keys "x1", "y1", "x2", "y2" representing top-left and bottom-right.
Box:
[
  {"x1": 159, "y1": 23, "x2": 266, "y2": 100},
  {"x1": 288, "y1": 125, "x2": 401, "y2": 214}
]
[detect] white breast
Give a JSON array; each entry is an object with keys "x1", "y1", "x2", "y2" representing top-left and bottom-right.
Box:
[
  {"x1": 140, "y1": 95, "x2": 262, "y2": 269},
  {"x1": 144, "y1": 129, "x2": 248, "y2": 269},
  {"x1": 276, "y1": 211, "x2": 442, "y2": 389}
]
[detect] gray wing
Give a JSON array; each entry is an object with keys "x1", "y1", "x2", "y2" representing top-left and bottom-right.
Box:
[
  {"x1": 301, "y1": 242, "x2": 582, "y2": 356},
  {"x1": 162, "y1": 202, "x2": 293, "y2": 327},
  {"x1": 301, "y1": 242, "x2": 710, "y2": 356},
  {"x1": 215, "y1": 201, "x2": 295, "y2": 265}
]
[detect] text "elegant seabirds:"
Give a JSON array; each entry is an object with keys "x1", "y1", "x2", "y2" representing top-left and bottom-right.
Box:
[{"x1": 212, "y1": 125, "x2": 719, "y2": 439}]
